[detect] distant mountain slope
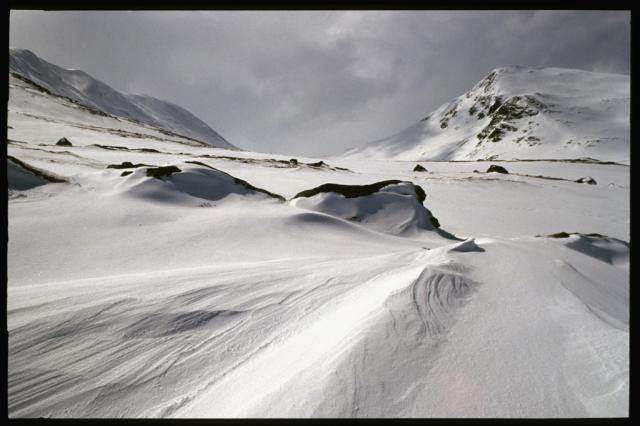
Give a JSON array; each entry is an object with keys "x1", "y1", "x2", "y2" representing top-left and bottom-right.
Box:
[
  {"x1": 343, "y1": 66, "x2": 629, "y2": 163},
  {"x1": 9, "y1": 48, "x2": 237, "y2": 150},
  {"x1": 8, "y1": 71, "x2": 226, "y2": 153},
  {"x1": 124, "y1": 93, "x2": 234, "y2": 150}
]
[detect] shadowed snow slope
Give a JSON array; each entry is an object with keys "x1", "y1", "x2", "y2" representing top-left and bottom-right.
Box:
[
  {"x1": 9, "y1": 48, "x2": 236, "y2": 150},
  {"x1": 553, "y1": 235, "x2": 629, "y2": 331},
  {"x1": 8, "y1": 158, "x2": 48, "y2": 190},
  {"x1": 116, "y1": 162, "x2": 284, "y2": 205},
  {"x1": 343, "y1": 66, "x2": 629, "y2": 163},
  {"x1": 124, "y1": 93, "x2": 236, "y2": 150}
]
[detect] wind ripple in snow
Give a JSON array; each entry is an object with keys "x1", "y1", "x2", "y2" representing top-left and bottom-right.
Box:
[
  {"x1": 8, "y1": 243, "x2": 485, "y2": 418},
  {"x1": 214, "y1": 259, "x2": 482, "y2": 417},
  {"x1": 410, "y1": 269, "x2": 475, "y2": 336}
]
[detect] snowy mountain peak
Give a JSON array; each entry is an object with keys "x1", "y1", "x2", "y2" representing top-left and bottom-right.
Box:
[
  {"x1": 9, "y1": 48, "x2": 238, "y2": 150},
  {"x1": 344, "y1": 66, "x2": 629, "y2": 163}
]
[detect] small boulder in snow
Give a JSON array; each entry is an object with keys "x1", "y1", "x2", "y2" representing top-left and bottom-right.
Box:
[
  {"x1": 486, "y1": 164, "x2": 509, "y2": 174},
  {"x1": 289, "y1": 158, "x2": 298, "y2": 166},
  {"x1": 575, "y1": 176, "x2": 597, "y2": 185},
  {"x1": 413, "y1": 164, "x2": 427, "y2": 172},
  {"x1": 56, "y1": 137, "x2": 72, "y2": 147}
]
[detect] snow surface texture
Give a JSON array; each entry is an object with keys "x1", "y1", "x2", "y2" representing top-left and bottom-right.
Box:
[
  {"x1": 9, "y1": 49, "x2": 236, "y2": 150},
  {"x1": 7, "y1": 60, "x2": 629, "y2": 418},
  {"x1": 343, "y1": 66, "x2": 629, "y2": 163}
]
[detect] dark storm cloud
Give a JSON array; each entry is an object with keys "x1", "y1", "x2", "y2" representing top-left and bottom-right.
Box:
[{"x1": 9, "y1": 10, "x2": 630, "y2": 156}]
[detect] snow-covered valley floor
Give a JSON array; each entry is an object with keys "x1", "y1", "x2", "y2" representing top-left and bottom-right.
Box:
[{"x1": 7, "y1": 73, "x2": 629, "y2": 417}]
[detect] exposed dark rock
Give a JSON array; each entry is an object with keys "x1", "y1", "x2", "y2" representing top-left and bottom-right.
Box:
[
  {"x1": 121, "y1": 171, "x2": 133, "y2": 177},
  {"x1": 584, "y1": 233, "x2": 606, "y2": 238},
  {"x1": 544, "y1": 231, "x2": 607, "y2": 239},
  {"x1": 194, "y1": 154, "x2": 351, "y2": 172},
  {"x1": 486, "y1": 164, "x2": 509, "y2": 174},
  {"x1": 145, "y1": 165, "x2": 182, "y2": 179},
  {"x1": 476, "y1": 95, "x2": 545, "y2": 143},
  {"x1": 439, "y1": 104, "x2": 458, "y2": 129},
  {"x1": 479, "y1": 71, "x2": 497, "y2": 93},
  {"x1": 429, "y1": 216, "x2": 441, "y2": 228},
  {"x1": 547, "y1": 231, "x2": 571, "y2": 238},
  {"x1": 413, "y1": 164, "x2": 427, "y2": 172},
  {"x1": 486, "y1": 128, "x2": 506, "y2": 142},
  {"x1": 91, "y1": 144, "x2": 130, "y2": 151},
  {"x1": 500, "y1": 123, "x2": 518, "y2": 132},
  {"x1": 7, "y1": 155, "x2": 67, "y2": 183},
  {"x1": 231, "y1": 177, "x2": 286, "y2": 201},
  {"x1": 575, "y1": 176, "x2": 597, "y2": 185},
  {"x1": 294, "y1": 180, "x2": 426, "y2": 203},
  {"x1": 525, "y1": 174, "x2": 567, "y2": 182},
  {"x1": 107, "y1": 161, "x2": 153, "y2": 169},
  {"x1": 90, "y1": 144, "x2": 160, "y2": 153},
  {"x1": 184, "y1": 160, "x2": 217, "y2": 169},
  {"x1": 487, "y1": 96, "x2": 504, "y2": 115},
  {"x1": 56, "y1": 137, "x2": 72, "y2": 147}
]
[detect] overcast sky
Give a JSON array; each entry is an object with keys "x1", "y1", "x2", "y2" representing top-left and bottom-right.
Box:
[{"x1": 9, "y1": 10, "x2": 630, "y2": 156}]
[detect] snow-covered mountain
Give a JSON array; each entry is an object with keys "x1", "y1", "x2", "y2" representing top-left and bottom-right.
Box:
[
  {"x1": 9, "y1": 48, "x2": 237, "y2": 150},
  {"x1": 343, "y1": 66, "x2": 629, "y2": 163},
  {"x1": 7, "y1": 52, "x2": 629, "y2": 418}
]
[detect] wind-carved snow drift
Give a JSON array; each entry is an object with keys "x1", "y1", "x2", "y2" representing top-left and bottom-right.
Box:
[
  {"x1": 9, "y1": 48, "x2": 237, "y2": 150},
  {"x1": 343, "y1": 66, "x2": 629, "y2": 163},
  {"x1": 304, "y1": 262, "x2": 482, "y2": 417},
  {"x1": 116, "y1": 162, "x2": 285, "y2": 205},
  {"x1": 290, "y1": 180, "x2": 444, "y2": 236}
]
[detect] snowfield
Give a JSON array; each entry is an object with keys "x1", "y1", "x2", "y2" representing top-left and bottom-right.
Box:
[{"x1": 7, "y1": 65, "x2": 629, "y2": 418}]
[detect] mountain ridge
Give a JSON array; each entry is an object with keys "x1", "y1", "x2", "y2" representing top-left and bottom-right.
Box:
[
  {"x1": 9, "y1": 48, "x2": 238, "y2": 150},
  {"x1": 343, "y1": 66, "x2": 629, "y2": 163}
]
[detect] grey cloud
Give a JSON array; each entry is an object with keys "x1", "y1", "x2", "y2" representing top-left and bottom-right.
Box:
[{"x1": 10, "y1": 10, "x2": 630, "y2": 156}]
